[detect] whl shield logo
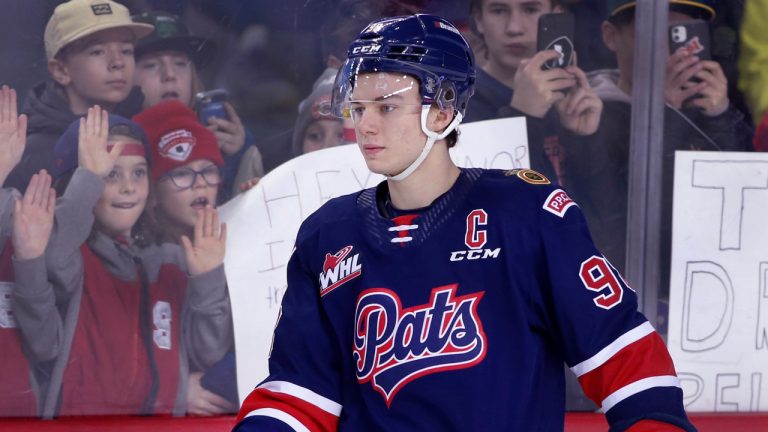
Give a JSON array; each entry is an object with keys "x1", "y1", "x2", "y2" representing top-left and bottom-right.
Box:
[
  {"x1": 353, "y1": 285, "x2": 487, "y2": 406},
  {"x1": 319, "y1": 245, "x2": 361, "y2": 297}
]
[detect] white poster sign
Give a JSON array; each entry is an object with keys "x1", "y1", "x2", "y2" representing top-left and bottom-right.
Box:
[
  {"x1": 218, "y1": 117, "x2": 529, "y2": 402},
  {"x1": 668, "y1": 150, "x2": 768, "y2": 412}
]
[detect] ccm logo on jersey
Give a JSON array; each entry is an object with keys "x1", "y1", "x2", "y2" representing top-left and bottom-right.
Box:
[
  {"x1": 319, "y1": 245, "x2": 361, "y2": 297},
  {"x1": 354, "y1": 285, "x2": 487, "y2": 405},
  {"x1": 543, "y1": 189, "x2": 576, "y2": 218},
  {"x1": 450, "y1": 209, "x2": 501, "y2": 261}
]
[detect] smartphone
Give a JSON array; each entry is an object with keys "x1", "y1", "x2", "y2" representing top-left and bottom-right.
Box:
[
  {"x1": 668, "y1": 20, "x2": 711, "y2": 60},
  {"x1": 195, "y1": 89, "x2": 229, "y2": 125},
  {"x1": 536, "y1": 13, "x2": 575, "y2": 70}
]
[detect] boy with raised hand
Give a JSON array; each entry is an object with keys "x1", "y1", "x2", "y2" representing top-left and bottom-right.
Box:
[
  {"x1": 4, "y1": 0, "x2": 153, "y2": 193},
  {"x1": 40, "y1": 105, "x2": 231, "y2": 417},
  {"x1": 466, "y1": 0, "x2": 603, "y2": 187},
  {"x1": 0, "y1": 85, "x2": 59, "y2": 417}
]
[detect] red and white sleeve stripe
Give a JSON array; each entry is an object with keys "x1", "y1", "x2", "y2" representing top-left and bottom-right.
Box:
[
  {"x1": 237, "y1": 380, "x2": 342, "y2": 432},
  {"x1": 570, "y1": 321, "x2": 681, "y2": 412}
]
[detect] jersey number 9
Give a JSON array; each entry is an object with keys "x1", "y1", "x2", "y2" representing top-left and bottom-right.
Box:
[{"x1": 578, "y1": 256, "x2": 624, "y2": 310}]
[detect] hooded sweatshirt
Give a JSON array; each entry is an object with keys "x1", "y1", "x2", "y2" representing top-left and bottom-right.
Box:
[
  {"x1": 568, "y1": 69, "x2": 753, "y2": 279},
  {"x1": 3, "y1": 81, "x2": 143, "y2": 193},
  {"x1": 35, "y1": 168, "x2": 232, "y2": 417},
  {"x1": 463, "y1": 67, "x2": 581, "y2": 188}
]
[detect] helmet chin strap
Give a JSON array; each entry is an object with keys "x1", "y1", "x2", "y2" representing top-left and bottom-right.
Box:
[{"x1": 387, "y1": 105, "x2": 463, "y2": 182}]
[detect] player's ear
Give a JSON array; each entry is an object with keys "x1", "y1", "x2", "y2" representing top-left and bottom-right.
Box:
[{"x1": 428, "y1": 104, "x2": 454, "y2": 135}]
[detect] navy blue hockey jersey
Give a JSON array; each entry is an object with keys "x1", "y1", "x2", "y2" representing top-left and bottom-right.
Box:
[{"x1": 235, "y1": 168, "x2": 693, "y2": 431}]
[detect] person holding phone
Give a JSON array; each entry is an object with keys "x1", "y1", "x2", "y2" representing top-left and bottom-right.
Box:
[
  {"x1": 130, "y1": 12, "x2": 245, "y2": 415},
  {"x1": 132, "y1": 11, "x2": 263, "y2": 201},
  {"x1": 465, "y1": 0, "x2": 603, "y2": 188},
  {"x1": 567, "y1": 0, "x2": 753, "y2": 300}
]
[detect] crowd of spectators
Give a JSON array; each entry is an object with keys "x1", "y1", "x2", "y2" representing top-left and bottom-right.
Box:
[{"x1": 0, "y1": 0, "x2": 760, "y2": 419}]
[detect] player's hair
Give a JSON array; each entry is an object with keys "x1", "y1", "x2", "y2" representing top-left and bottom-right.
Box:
[{"x1": 446, "y1": 129, "x2": 458, "y2": 148}]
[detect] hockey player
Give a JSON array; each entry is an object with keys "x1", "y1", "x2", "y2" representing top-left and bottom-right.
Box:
[{"x1": 234, "y1": 14, "x2": 695, "y2": 432}]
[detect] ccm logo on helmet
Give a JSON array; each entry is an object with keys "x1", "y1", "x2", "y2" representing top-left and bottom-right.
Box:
[
  {"x1": 450, "y1": 209, "x2": 501, "y2": 262},
  {"x1": 352, "y1": 44, "x2": 382, "y2": 54}
]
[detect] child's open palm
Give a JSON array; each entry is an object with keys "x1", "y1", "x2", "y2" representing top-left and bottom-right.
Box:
[
  {"x1": 181, "y1": 207, "x2": 226, "y2": 276},
  {"x1": 12, "y1": 170, "x2": 56, "y2": 260},
  {"x1": 78, "y1": 106, "x2": 124, "y2": 177},
  {"x1": 0, "y1": 86, "x2": 27, "y2": 178}
]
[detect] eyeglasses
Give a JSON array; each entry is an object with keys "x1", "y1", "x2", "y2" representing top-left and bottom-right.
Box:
[{"x1": 161, "y1": 165, "x2": 221, "y2": 190}]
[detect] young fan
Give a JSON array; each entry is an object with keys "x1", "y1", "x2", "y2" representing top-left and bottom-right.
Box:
[
  {"x1": 42, "y1": 106, "x2": 231, "y2": 417},
  {"x1": 5, "y1": 0, "x2": 153, "y2": 192},
  {"x1": 133, "y1": 100, "x2": 237, "y2": 415},
  {"x1": 0, "y1": 86, "x2": 58, "y2": 417},
  {"x1": 132, "y1": 12, "x2": 262, "y2": 199}
]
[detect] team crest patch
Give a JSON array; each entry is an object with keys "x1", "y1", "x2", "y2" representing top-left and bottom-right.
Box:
[
  {"x1": 158, "y1": 129, "x2": 196, "y2": 161},
  {"x1": 543, "y1": 188, "x2": 576, "y2": 217},
  {"x1": 505, "y1": 169, "x2": 551, "y2": 185},
  {"x1": 319, "y1": 245, "x2": 361, "y2": 297},
  {"x1": 354, "y1": 285, "x2": 486, "y2": 406}
]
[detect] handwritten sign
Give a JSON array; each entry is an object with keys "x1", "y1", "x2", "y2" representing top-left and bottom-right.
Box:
[
  {"x1": 667, "y1": 151, "x2": 768, "y2": 412},
  {"x1": 218, "y1": 117, "x2": 529, "y2": 402}
]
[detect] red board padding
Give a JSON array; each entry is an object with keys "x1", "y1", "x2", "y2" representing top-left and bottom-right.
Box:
[{"x1": 0, "y1": 413, "x2": 765, "y2": 431}]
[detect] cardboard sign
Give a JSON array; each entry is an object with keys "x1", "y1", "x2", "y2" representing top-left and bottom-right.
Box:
[
  {"x1": 667, "y1": 151, "x2": 768, "y2": 412},
  {"x1": 218, "y1": 117, "x2": 529, "y2": 402}
]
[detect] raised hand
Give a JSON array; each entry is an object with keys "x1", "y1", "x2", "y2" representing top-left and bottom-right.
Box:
[
  {"x1": 0, "y1": 85, "x2": 28, "y2": 183},
  {"x1": 555, "y1": 65, "x2": 603, "y2": 136},
  {"x1": 77, "y1": 106, "x2": 124, "y2": 177},
  {"x1": 207, "y1": 102, "x2": 245, "y2": 156},
  {"x1": 510, "y1": 50, "x2": 577, "y2": 118},
  {"x1": 12, "y1": 170, "x2": 56, "y2": 260},
  {"x1": 181, "y1": 206, "x2": 226, "y2": 276}
]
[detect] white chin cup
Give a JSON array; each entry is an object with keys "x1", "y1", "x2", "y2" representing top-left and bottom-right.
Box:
[{"x1": 387, "y1": 106, "x2": 463, "y2": 182}]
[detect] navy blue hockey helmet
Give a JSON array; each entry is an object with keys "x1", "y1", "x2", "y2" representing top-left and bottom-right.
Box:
[{"x1": 331, "y1": 14, "x2": 476, "y2": 119}]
